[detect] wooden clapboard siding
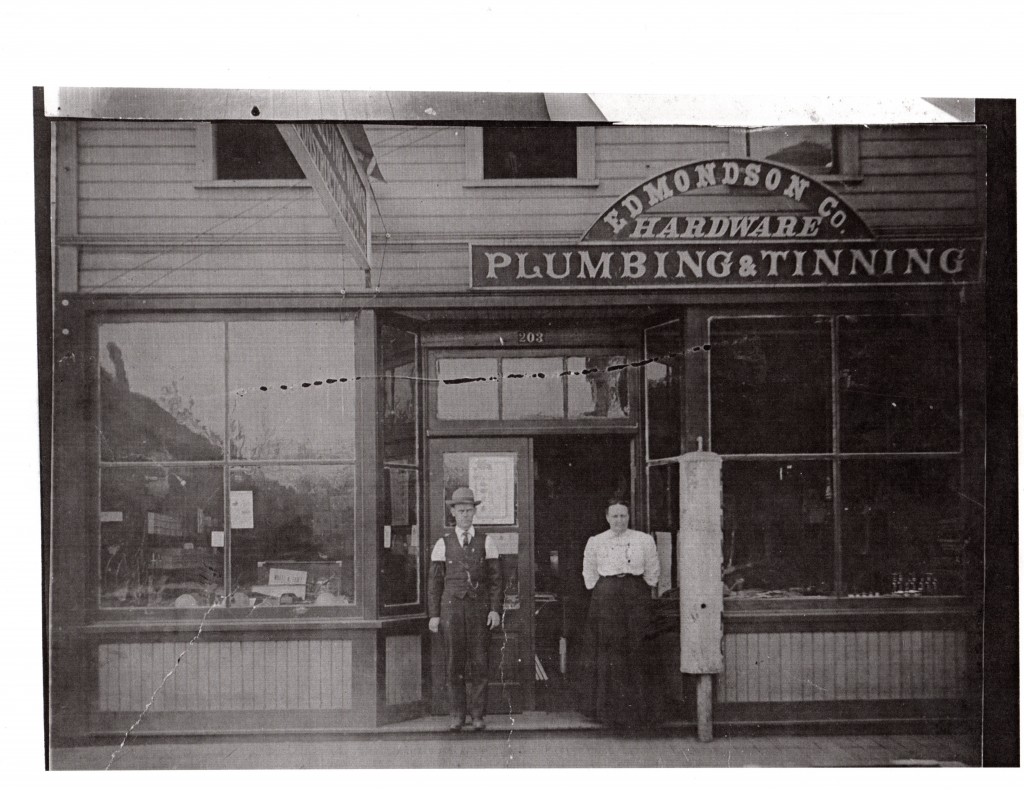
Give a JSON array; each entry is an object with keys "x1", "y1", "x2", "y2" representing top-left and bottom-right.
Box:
[
  {"x1": 385, "y1": 635, "x2": 423, "y2": 705},
  {"x1": 718, "y1": 630, "x2": 969, "y2": 703},
  {"x1": 97, "y1": 640, "x2": 352, "y2": 712},
  {"x1": 846, "y1": 125, "x2": 982, "y2": 231},
  {"x1": 71, "y1": 120, "x2": 983, "y2": 295}
]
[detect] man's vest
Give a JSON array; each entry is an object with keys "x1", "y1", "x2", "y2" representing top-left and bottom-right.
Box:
[{"x1": 442, "y1": 531, "x2": 487, "y2": 600}]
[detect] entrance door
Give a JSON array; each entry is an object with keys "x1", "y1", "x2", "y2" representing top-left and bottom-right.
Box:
[
  {"x1": 428, "y1": 437, "x2": 533, "y2": 713},
  {"x1": 532, "y1": 435, "x2": 633, "y2": 710}
]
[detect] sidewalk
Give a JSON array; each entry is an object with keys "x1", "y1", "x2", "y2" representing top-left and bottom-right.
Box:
[{"x1": 51, "y1": 714, "x2": 979, "y2": 769}]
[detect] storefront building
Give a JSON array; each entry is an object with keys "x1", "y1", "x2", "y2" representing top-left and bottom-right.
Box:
[{"x1": 48, "y1": 96, "x2": 986, "y2": 739}]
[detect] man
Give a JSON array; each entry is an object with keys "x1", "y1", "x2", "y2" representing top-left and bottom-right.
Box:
[{"x1": 428, "y1": 487, "x2": 502, "y2": 731}]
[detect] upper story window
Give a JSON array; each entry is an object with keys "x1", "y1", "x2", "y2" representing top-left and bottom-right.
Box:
[
  {"x1": 214, "y1": 122, "x2": 305, "y2": 180},
  {"x1": 465, "y1": 126, "x2": 597, "y2": 186},
  {"x1": 483, "y1": 126, "x2": 577, "y2": 179},
  {"x1": 739, "y1": 126, "x2": 860, "y2": 178}
]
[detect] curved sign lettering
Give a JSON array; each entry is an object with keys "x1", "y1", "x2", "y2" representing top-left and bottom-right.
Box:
[{"x1": 581, "y1": 158, "x2": 873, "y2": 242}]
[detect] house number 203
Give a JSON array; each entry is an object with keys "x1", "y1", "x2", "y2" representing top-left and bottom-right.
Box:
[{"x1": 517, "y1": 331, "x2": 545, "y2": 344}]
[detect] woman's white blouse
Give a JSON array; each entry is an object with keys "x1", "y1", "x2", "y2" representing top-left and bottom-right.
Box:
[{"x1": 582, "y1": 529, "x2": 660, "y2": 590}]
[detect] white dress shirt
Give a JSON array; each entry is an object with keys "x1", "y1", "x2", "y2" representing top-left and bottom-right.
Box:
[
  {"x1": 582, "y1": 528, "x2": 660, "y2": 590},
  {"x1": 430, "y1": 527, "x2": 499, "y2": 561}
]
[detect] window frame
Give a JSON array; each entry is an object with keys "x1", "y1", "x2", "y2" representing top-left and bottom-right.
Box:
[
  {"x1": 426, "y1": 346, "x2": 640, "y2": 435},
  {"x1": 90, "y1": 310, "x2": 371, "y2": 622},
  {"x1": 463, "y1": 126, "x2": 599, "y2": 188},
  {"x1": 194, "y1": 122, "x2": 310, "y2": 189},
  {"x1": 728, "y1": 125, "x2": 862, "y2": 181},
  {"x1": 701, "y1": 307, "x2": 965, "y2": 599}
]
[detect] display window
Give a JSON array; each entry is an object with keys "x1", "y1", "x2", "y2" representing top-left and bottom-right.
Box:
[
  {"x1": 707, "y1": 312, "x2": 965, "y2": 599},
  {"x1": 97, "y1": 317, "x2": 358, "y2": 610}
]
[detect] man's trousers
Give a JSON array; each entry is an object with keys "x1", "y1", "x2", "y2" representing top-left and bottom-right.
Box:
[{"x1": 440, "y1": 595, "x2": 490, "y2": 718}]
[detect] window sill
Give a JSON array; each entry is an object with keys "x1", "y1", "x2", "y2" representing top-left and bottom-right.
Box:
[
  {"x1": 463, "y1": 178, "x2": 600, "y2": 189},
  {"x1": 816, "y1": 172, "x2": 865, "y2": 185},
  {"x1": 193, "y1": 179, "x2": 310, "y2": 189}
]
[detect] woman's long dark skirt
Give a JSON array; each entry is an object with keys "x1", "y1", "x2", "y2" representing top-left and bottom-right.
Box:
[{"x1": 578, "y1": 575, "x2": 660, "y2": 728}]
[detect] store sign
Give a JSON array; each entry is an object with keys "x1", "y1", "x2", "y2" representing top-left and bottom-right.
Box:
[
  {"x1": 470, "y1": 157, "x2": 984, "y2": 289},
  {"x1": 277, "y1": 123, "x2": 371, "y2": 273},
  {"x1": 471, "y1": 241, "x2": 982, "y2": 289},
  {"x1": 581, "y1": 158, "x2": 873, "y2": 242}
]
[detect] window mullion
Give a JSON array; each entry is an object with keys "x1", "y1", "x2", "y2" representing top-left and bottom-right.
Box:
[
  {"x1": 223, "y1": 321, "x2": 231, "y2": 604},
  {"x1": 831, "y1": 316, "x2": 843, "y2": 597}
]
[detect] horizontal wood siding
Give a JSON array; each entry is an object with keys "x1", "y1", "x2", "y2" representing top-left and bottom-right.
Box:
[
  {"x1": 718, "y1": 630, "x2": 969, "y2": 703},
  {"x1": 846, "y1": 125, "x2": 982, "y2": 232},
  {"x1": 97, "y1": 640, "x2": 353, "y2": 712},
  {"x1": 385, "y1": 634, "x2": 423, "y2": 705},
  {"x1": 71, "y1": 121, "x2": 983, "y2": 294}
]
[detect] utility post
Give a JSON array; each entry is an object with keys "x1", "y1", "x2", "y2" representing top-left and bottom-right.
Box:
[{"x1": 678, "y1": 451, "x2": 724, "y2": 742}]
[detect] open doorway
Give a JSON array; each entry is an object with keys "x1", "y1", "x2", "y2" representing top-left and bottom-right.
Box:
[{"x1": 532, "y1": 435, "x2": 632, "y2": 711}]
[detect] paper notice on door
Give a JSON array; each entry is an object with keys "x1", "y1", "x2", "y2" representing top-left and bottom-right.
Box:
[
  {"x1": 229, "y1": 490, "x2": 254, "y2": 529},
  {"x1": 210, "y1": 530, "x2": 224, "y2": 548},
  {"x1": 468, "y1": 455, "x2": 515, "y2": 524},
  {"x1": 489, "y1": 531, "x2": 518, "y2": 555},
  {"x1": 655, "y1": 531, "x2": 673, "y2": 596}
]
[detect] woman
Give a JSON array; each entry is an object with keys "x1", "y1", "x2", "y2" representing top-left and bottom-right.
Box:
[{"x1": 579, "y1": 499, "x2": 661, "y2": 727}]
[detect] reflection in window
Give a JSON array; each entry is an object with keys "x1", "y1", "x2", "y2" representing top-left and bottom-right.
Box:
[
  {"x1": 100, "y1": 466, "x2": 224, "y2": 608},
  {"x1": 838, "y1": 315, "x2": 960, "y2": 453},
  {"x1": 710, "y1": 317, "x2": 832, "y2": 454},
  {"x1": 229, "y1": 466, "x2": 355, "y2": 606},
  {"x1": 437, "y1": 358, "x2": 499, "y2": 420},
  {"x1": 748, "y1": 126, "x2": 835, "y2": 173},
  {"x1": 228, "y1": 321, "x2": 355, "y2": 460},
  {"x1": 381, "y1": 467, "x2": 420, "y2": 606},
  {"x1": 841, "y1": 460, "x2": 964, "y2": 596},
  {"x1": 503, "y1": 357, "x2": 563, "y2": 419},
  {"x1": 98, "y1": 318, "x2": 358, "y2": 609},
  {"x1": 100, "y1": 323, "x2": 225, "y2": 461},
  {"x1": 567, "y1": 355, "x2": 629, "y2": 418},
  {"x1": 722, "y1": 461, "x2": 834, "y2": 597},
  {"x1": 644, "y1": 322, "x2": 683, "y2": 459}
]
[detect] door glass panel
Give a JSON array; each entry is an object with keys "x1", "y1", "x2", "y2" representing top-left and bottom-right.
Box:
[
  {"x1": 436, "y1": 358, "x2": 499, "y2": 420},
  {"x1": 502, "y1": 357, "x2": 563, "y2": 419},
  {"x1": 441, "y1": 451, "x2": 518, "y2": 527},
  {"x1": 566, "y1": 354, "x2": 630, "y2": 418}
]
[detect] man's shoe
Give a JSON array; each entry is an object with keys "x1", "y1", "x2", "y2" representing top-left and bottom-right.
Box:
[
  {"x1": 448, "y1": 716, "x2": 465, "y2": 731},
  {"x1": 472, "y1": 717, "x2": 486, "y2": 731}
]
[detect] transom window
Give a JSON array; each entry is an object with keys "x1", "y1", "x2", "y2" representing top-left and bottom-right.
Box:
[{"x1": 431, "y1": 351, "x2": 634, "y2": 424}]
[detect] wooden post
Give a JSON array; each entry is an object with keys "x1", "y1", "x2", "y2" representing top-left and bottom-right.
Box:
[
  {"x1": 696, "y1": 675, "x2": 714, "y2": 742},
  {"x1": 678, "y1": 452, "x2": 723, "y2": 743}
]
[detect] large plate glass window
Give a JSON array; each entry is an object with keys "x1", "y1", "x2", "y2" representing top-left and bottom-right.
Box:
[
  {"x1": 379, "y1": 322, "x2": 423, "y2": 609},
  {"x1": 98, "y1": 317, "x2": 357, "y2": 610},
  {"x1": 708, "y1": 313, "x2": 963, "y2": 599}
]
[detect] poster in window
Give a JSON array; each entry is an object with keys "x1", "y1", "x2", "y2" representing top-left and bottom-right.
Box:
[
  {"x1": 229, "y1": 490, "x2": 254, "y2": 529},
  {"x1": 468, "y1": 455, "x2": 515, "y2": 525}
]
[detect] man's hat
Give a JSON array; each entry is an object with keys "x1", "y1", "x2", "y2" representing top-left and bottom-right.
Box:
[{"x1": 446, "y1": 487, "x2": 482, "y2": 506}]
